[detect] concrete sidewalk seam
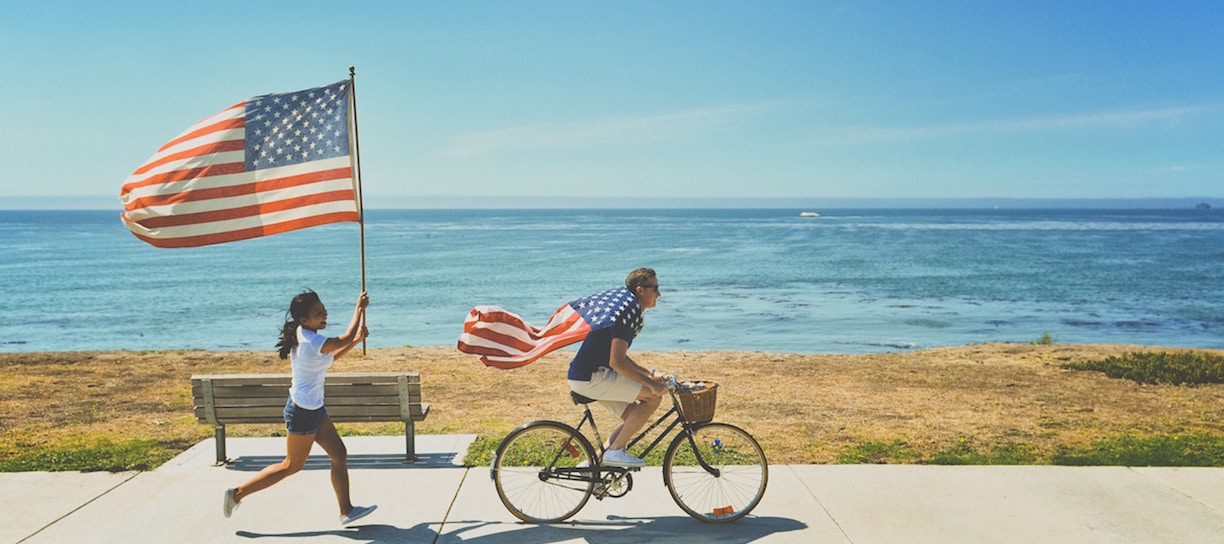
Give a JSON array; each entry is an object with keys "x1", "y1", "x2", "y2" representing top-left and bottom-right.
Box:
[
  {"x1": 15, "y1": 471, "x2": 141, "y2": 544},
  {"x1": 787, "y1": 465, "x2": 855, "y2": 543},
  {"x1": 433, "y1": 467, "x2": 471, "y2": 544},
  {"x1": 1132, "y1": 466, "x2": 1224, "y2": 518}
]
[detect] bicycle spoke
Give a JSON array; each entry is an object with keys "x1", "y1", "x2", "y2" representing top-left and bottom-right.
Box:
[
  {"x1": 493, "y1": 422, "x2": 597, "y2": 523},
  {"x1": 663, "y1": 422, "x2": 768, "y2": 522}
]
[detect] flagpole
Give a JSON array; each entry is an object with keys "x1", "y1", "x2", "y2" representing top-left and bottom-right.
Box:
[{"x1": 349, "y1": 66, "x2": 368, "y2": 356}]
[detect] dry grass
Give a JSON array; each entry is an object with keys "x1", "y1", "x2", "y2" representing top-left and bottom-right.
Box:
[{"x1": 3, "y1": 343, "x2": 1224, "y2": 465}]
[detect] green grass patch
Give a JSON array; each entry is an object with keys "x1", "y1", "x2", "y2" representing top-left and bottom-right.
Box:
[
  {"x1": 462, "y1": 435, "x2": 501, "y2": 466},
  {"x1": 836, "y1": 440, "x2": 922, "y2": 464},
  {"x1": 1053, "y1": 434, "x2": 1224, "y2": 466},
  {"x1": 930, "y1": 438, "x2": 1038, "y2": 465},
  {"x1": 1063, "y1": 351, "x2": 1224, "y2": 386},
  {"x1": 1033, "y1": 332, "x2": 1057, "y2": 345},
  {"x1": 460, "y1": 430, "x2": 739, "y2": 468},
  {"x1": 0, "y1": 439, "x2": 184, "y2": 472},
  {"x1": 834, "y1": 435, "x2": 1224, "y2": 466}
]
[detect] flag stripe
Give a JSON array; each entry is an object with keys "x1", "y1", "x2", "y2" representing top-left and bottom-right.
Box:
[
  {"x1": 132, "y1": 188, "x2": 357, "y2": 229},
  {"x1": 123, "y1": 210, "x2": 360, "y2": 249},
  {"x1": 122, "y1": 166, "x2": 353, "y2": 212},
  {"x1": 457, "y1": 305, "x2": 592, "y2": 369},
  {"x1": 122, "y1": 198, "x2": 357, "y2": 240},
  {"x1": 119, "y1": 81, "x2": 358, "y2": 248},
  {"x1": 131, "y1": 106, "x2": 246, "y2": 178},
  {"x1": 122, "y1": 154, "x2": 345, "y2": 204},
  {"x1": 129, "y1": 139, "x2": 247, "y2": 179},
  {"x1": 125, "y1": 161, "x2": 249, "y2": 193},
  {"x1": 156, "y1": 106, "x2": 245, "y2": 153}
]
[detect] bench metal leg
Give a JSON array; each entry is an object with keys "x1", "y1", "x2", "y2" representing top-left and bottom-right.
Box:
[
  {"x1": 404, "y1": 421, "x2": 417, "y2": 463},
  {"x1": 214, "y1": 425, "x2": 228, "y2": 466}
]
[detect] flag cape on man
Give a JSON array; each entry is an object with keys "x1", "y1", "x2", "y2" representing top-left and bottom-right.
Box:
[
  {"x1": 458, "y1": 287, "x2": 643, "y2": 369},
  {"x1": 119, "y1": 80, "x2": 359, "y2": 248}
]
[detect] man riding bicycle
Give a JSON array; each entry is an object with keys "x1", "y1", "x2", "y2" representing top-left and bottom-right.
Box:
[{"x1": 566, "y1": 267, "x2": 669, "y2": 468}]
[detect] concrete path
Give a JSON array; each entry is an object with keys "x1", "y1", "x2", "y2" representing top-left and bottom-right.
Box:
[{"x1": 4, "y1": 435, "x2": 1223, "y2": 543}]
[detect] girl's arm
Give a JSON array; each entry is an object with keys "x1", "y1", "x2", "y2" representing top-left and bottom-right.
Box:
[
  {"x1": 331, "y1": 325, "x2": 367, "y2": 360},
  {"x1": 322, "y1": 291, "x2": 369, "y2": 355}
]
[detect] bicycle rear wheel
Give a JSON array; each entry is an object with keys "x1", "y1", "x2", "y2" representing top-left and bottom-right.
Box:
[
  {"x1": 663, "y1": 422, "x2": 768, "y2": 522},
  {"x1": 492, "y1": 421, "x2": 597, "y2": 523}
]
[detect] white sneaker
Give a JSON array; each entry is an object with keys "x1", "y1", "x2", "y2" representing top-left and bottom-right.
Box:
[
  {"x1": 222, "y1": 488, "x2": 239, "y2": 518},
  {"x1": 340, "y1": 505, "x2": 377, "y2": 526},
  {"x1": 602, "y1": 449, "x2": 646, "y2": 468}
]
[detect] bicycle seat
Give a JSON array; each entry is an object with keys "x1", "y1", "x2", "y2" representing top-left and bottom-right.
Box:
[{"x1": 570, "y1": 391, "x2": 597, "y2": 405}]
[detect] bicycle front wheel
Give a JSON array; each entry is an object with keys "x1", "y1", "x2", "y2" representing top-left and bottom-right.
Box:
[
  {"x1": 492, "y1": 421, "x2": 597, "y2": 523},
  {"x1": 663, "y1": 422, "x2": 768, "y2": 522}
]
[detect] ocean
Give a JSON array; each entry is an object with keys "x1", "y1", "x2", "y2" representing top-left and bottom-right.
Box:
[{"x1": 2, "y1": 208, "x2": 1222, "y2": 354}]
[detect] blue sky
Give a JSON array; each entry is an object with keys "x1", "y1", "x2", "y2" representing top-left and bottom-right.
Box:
[{"x1": 2, "y1": 1, "x2": 1221, "y2": 208}]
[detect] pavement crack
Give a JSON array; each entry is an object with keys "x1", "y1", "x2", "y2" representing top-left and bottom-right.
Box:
[
  {"x1": 16, "y1": 471, "x2": 142, "y2": 544},
  {"x1": 789, "y1": 466, "x2": 855, "y2": 543},
  {"x1": 433, "y1": 467, "x2": 469, "y2": 544}
]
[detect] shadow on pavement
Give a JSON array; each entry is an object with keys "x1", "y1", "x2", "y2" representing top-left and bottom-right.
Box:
[
  {"x1": 237, "y1": 516, "x2": 806, "y2": 543},
  {"x1": 224, "y1": 453, "x2": 460, "y2": 471}
]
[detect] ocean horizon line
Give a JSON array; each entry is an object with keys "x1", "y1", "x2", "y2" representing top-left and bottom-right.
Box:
[{"x1": 3, "y1": 195, "x2": 1221, "y2": 211}]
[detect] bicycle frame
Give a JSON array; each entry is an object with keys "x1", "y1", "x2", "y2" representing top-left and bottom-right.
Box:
[
  {"x1": 571, "y1": 388, "x2": 722, "y2": 478},
  {"x1": 492, "y1": 383, "x2": 768, "y2": 524}
]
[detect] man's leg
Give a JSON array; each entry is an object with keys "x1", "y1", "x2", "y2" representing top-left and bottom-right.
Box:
[{"x1": 607, "y1": 389, "x2": 662, "y2": 451}]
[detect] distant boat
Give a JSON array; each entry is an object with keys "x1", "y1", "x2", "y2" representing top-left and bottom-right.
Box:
[{"x1": 799, "y1": 211, "x2": 821, "y2": 217}]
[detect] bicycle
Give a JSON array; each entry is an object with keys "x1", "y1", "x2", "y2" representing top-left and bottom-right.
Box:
[{"x1": 490, "y1": 378, "x2": 768, "y2": 523}]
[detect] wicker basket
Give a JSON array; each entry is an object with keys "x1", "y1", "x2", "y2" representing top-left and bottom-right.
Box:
[{"x1": 676, "y1": 381, "x2": 718, "y2": 423}]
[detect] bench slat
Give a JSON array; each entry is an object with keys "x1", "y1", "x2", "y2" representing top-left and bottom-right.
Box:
[
  {"x1": 192, "y1": 383, "x2": 408, "y2": 400},
  {"x1": 192, "y1": 372, "x2": 418, "y2": 385},
  {"x1": 193, "y1": 402, "x2": 430, "y2": 422}
]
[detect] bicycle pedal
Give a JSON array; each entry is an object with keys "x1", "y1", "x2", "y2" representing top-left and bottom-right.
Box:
[{"x1": 599, "y1": 465, "x2": 642, "y2": 472}]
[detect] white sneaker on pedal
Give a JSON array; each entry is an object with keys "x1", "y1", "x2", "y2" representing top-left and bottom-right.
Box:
[{"x1": 602, "y1": 449, "x2": 646, "y2": 468}]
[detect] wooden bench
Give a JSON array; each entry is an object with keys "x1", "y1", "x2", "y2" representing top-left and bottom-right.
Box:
[{"x1": 191, "y1": 372, "x2": 429, "y2": 465}]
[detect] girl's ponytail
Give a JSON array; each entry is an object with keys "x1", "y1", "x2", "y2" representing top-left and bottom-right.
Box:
[
  {"x1": 275, "y1": 289, "x2": 320, "y2": 359},
  {"x1": 276, "y1": 320, "x2": 299, "y2": 360}
]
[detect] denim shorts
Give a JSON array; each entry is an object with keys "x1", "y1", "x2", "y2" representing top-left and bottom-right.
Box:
[{"x1": 283, "y1": 398, "x2": 328, "y2": 435}]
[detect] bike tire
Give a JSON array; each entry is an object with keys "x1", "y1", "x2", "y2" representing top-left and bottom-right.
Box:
[
  {"x1": 492, "y1": 420, "x2": 598, "y2": 523},
  {"x1": 662, "y1": 421, "x2": 768, "y2": 523}
]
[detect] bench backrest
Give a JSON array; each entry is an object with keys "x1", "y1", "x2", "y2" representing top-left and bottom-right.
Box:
[{"x1": 191, "y1": 372, "x2": 425, "y2": 425}]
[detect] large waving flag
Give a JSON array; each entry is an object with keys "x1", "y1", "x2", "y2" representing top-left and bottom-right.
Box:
[
  {"x1": 120, "y1": 80, "x2": 359, "y2": 248},
  {"x1": 458, "y1": 287, "x2": 643, "y2": 369}
]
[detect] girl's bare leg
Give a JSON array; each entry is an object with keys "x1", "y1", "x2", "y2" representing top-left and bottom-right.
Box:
[
  {"x1": 313, "y1": 416, "x2": 355, "y2": 515},
  {"x1": 234, "y1": 432, "x2": 315, "y2": 502}
]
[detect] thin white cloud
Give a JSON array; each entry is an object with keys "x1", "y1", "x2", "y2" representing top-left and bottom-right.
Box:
[
  {"x1": 813, "y1": 104, "x2": 1222, "y2": 146},
  {"x1": 440, "y1": 101, "x2": 785, "y2": 159}
]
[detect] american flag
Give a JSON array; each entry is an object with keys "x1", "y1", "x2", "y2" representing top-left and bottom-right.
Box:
[
  {"x1": 120, "y1": 80, "x2": 359, "y2": 248},
  {"x1": 458, "y1": 287, "x2": 643, "y2": 369}
]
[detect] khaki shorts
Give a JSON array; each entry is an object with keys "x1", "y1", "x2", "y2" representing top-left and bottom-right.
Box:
[{"x1": 569, "y1": 367, "x2": 644, "y2": 418}]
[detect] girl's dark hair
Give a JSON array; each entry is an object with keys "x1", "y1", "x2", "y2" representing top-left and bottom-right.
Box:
[{"x1": 276, "y1": 289, "x2": 321, "y2": 359}]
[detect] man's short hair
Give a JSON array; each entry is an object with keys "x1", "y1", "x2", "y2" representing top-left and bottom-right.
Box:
[{"x1": 625, "y1": 268, "x2": 656, "y2": 291}]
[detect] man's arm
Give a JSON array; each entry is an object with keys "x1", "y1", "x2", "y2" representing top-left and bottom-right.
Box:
[{"x1": 608, "y1": 338, "x2": 665, "y2": 394}]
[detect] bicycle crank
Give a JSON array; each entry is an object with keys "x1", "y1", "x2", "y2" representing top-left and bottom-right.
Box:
[{"x1": 594, "y1": 471, "x2": 633, "y2": 499}]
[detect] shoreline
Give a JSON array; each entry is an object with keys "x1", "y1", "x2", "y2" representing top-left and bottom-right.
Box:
[{"x1": 3, "y1": 343, "x2": 1224, "y2": 467}]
